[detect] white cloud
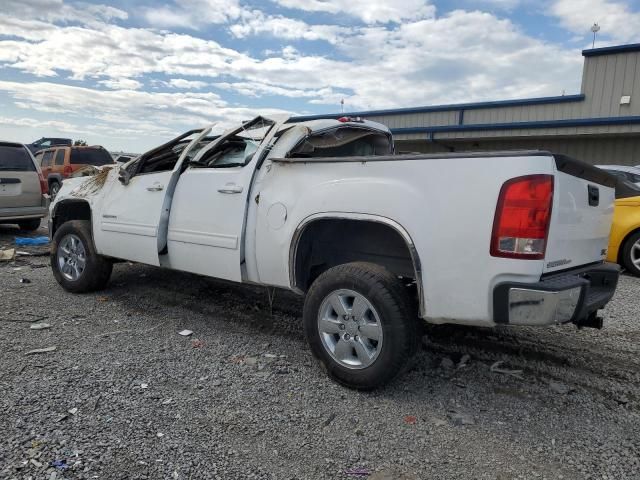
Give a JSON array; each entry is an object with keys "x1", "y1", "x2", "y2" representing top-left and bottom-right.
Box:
[
  {"x1": 270, "y1": 0, "x2": 436, "y2": 23},
  {"x1": 167, "y1": 79, "x2": 209, "y2": 89},
  {"x1": 0, "y1": 115, "x2": 87, "y2": 134},
  {"x1": 99, "y1": 78, "x2": 143, "y2": 90},
  {"x1": 144, "y1": 0, "x2": 241, "y2": 28},
  {"x1": 549, "y1": 0, "x2": 640, "y2": 44},
  {"x1": 215, "y1": 80, "x2": 341, "y2": 99},
  {"x1": 3, "y1": 0, "x2": 127, "y2": 24},
  {"x1": 230, "y1": 10, "x2": 351, "y2": 43},
  {"x1": 0, "y1": 80, "x2": 290, "y2": 149}
]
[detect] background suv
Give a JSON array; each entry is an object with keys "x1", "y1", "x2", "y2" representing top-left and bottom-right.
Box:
[
  {"x1": 26, "y1": 137, "x2": 72, "y2": 154},
  {"x1": 0, "y1": 141, "x2": 49, "y2": 231},
  {"x1": 35, "y1": 145, "x2": 114, "y2": 198}
]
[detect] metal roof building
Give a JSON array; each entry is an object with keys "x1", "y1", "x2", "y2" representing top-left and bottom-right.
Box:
[{"x1": 294, "y1": 43, "x2": 640, "y2": 165}]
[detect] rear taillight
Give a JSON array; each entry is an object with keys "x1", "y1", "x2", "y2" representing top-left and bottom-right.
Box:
[
  {"x1": 38, "y1": 172, "x2": 48, "y2": 194},
  {"x1": 63, "y1": 165, "x2": 72, "y2": 176},
  {"x1": 490, "y1": 174, "x2": 553, "y2": 260}
]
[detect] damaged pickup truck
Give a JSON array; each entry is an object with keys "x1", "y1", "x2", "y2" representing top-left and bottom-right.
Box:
[{"x1": 49, "y1": 115, "x2": 620, "y2": 389}]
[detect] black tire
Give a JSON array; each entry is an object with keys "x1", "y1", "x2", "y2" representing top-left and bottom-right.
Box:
[
  {"x1": 18, "y1": 218, "x2": 41, "y2": 231},
  {"x1": 51, "y1": 220, "x2": 112, "y2": 292},
  {"x1": 621, "y1": 230, "x2": 640, "y2": 276},
  {"x1": 49, "y1": 181, "x2": 61, "y2": 199},
  {"x1": 303, "y1": 262, "x2": 420, "y2": 390}
]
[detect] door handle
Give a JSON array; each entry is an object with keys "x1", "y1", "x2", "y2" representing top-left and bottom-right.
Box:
[
  {"x1": 218, "y1": 183, "x2": 243, "y2": 194},
  {"x1": 147, "y1": 183, "x2": 164, "y2": 192}
]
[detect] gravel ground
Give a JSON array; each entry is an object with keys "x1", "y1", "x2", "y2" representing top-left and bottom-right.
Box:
[{"x1": 0, "y1": 221, "x2": 639, "y2": 480}]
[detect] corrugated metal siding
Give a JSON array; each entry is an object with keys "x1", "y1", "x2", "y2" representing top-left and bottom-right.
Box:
[{"x1": 365, "y1": 50, "x2": 640, "y2": 141}]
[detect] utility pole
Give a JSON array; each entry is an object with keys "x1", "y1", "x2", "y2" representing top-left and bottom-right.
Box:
[{"x1": 591, "y1": 23, "x2": 600, "y2": 49}]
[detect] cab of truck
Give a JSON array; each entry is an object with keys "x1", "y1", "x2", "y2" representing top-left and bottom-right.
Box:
[{"x1": 34, "y1": 145, "x2": 114, "y2": 198}]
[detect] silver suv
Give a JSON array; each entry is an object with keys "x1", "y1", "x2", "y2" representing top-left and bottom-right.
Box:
[{"x1": 0, "y1": 141, "x2": 49, "y2": 231}]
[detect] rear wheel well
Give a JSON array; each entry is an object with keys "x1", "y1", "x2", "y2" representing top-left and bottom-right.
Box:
[
  {"x1": 51, "y1": 200, "x2": 91, "y2": 237},
  {"x1": 618, "y1": 227, "x2": 640, "y2": 264},
  {"x1": 292, "y1": 218, "x2": 418, "y2": 292}
]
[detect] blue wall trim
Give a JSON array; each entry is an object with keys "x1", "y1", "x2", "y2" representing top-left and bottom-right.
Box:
[
  {"x1": 391, "y1": 116, "x2": 640, "y2": 136},
  {"x1": 291, "y1": 94, "x2": 585, "y2": 121},
  {"x1": 583, "y1": 43, "x2": 640, "y2": 57}
]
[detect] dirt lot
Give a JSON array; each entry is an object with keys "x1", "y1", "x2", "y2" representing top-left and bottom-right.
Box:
[{"x1": 1, "y1": 221, "x2": 639, "y2": 480}]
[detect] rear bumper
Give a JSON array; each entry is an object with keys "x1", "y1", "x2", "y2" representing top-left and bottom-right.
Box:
[
  {"x1": 493, "y1": 262, "x2": 620, "y2": 327},
  {"x1": 0, "y1": 196, "x2": 49, "y2": 222}
]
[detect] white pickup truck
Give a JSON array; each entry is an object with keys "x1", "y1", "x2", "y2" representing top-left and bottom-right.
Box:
[{"x1": 49, "y1": 115, "x2": 620, "y2": 389}]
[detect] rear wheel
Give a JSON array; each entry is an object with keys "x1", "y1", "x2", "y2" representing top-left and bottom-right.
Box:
[
  {"x1": 18, "y1": 218, "x2": 41, "y2": 231},
  {"x1": 303, "y1": 262, "x2": 419, "y2": 390},
  {"x1": 51, "y1": 220, "x2": 112, "y2": 292},
  {"x1": 621, "y1": 231, "x2": 640, "y2": 276}
]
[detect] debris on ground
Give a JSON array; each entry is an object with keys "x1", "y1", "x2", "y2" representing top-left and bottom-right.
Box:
[
  {"x1": 0, "y1": 248, "x2": 15, "y2": 261},
  {"x1": 30, "y1": 322, "x2": 51, "y2": 330},
  {"x1": 50, "y1": 459, "x2": 68, "y2": 470},
  {"x1": 458, "y1": 354, "x2": 471, "y2": 367},
  {"x1": 178, "y1": 329, "x2": 193, "y2": 336},
  {"x1": 323, "y1": 412, "x2": 337, "y2": 427},
  {"x1": 96, "y1": 296, "x2": 109, "y2": 302},
  {"x1": 490, "y1": 360, "x2": 523, "y2": 379},
  {"x1": 17, "y1": 249, "x2": 50, "y2": 257},
  {"x1": 403, "y1": 415, "x2": 417, "y2": 425},
  {"x1": 440, "y1": 357, "x2": 455, "y2": 370},
  {"x1": 20, "y1": 278, "x2": 32, "y2": 284},
  {"x1": 15, "y1": 236, "x2": 49, "y2": 246},
  {"x1": 548, "y1": 381, "x2": 574, "y2": 395},
  {"x1": 244, "y1": 356, "x2": 258, "y2": 367},
  {"x1": 191, "y1": 339, "x2": 204, "y2": 348},
  {"x1": 25, "y1": 346, "x2": 57, "y2": 355},
  {"x1": 68, "y1": 407, "x2": 78, "y2": 415},
  {"x1": 448, "y1": 412, "x2": 476, "y2": 426},
  {"x1": 344, "y1": 467, "x2": 371, "y2": 477}
]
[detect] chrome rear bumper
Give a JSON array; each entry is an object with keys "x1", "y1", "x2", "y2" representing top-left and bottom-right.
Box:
[{"x1": 493, "y1": 262, "x2": 619, "y2": 327}]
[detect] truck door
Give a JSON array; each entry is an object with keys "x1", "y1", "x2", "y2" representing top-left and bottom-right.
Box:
[
  {"x1": 162, "y1": 116, "x2": 288, "y2": 281},
  {"x1": 96, "y1": 128, "x2": 213, "y2": 266}
]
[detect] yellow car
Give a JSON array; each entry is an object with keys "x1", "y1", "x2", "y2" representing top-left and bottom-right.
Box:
[{"x1": 607, "y1": 180, "x2": 640, "y2": 276}]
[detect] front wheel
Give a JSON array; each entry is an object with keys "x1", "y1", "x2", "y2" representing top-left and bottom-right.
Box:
[
  {"x1": 621, "y1": 231, "x2": 640, "y2": 276},
  {"x1": 51, "y1": 220, "x2": 112, "y2": 292},
  {"x1": 303, "y1": 262, "x2": 419, "y2": 390}
]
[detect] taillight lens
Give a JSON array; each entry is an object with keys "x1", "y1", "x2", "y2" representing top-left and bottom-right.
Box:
[
  {"x1": 490, "y1": 174, "x2": 553, "y2": 260},
  {"x1": 38, "y1": 172, "x2": 48, "y2": 194}
]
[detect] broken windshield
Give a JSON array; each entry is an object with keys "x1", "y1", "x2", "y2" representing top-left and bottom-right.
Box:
[{"x1": 188, "y1": 117, "x2": 273, "y2": 169}]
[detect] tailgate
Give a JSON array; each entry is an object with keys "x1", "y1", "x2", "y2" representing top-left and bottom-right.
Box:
[{"x1": 543, "y1": 155, "x2": 615, "y2": 274}]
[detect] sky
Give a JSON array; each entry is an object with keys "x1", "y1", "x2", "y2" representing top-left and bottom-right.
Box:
[{"x1": 1, "y1": 0, "x2": 639, "y2": 152}]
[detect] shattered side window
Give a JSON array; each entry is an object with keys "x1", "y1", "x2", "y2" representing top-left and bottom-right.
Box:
[
  {"x1": 190, "y1": 138, "x2": 259, "y2": 168},
  {"x1": 289, "y1": 127, "x2": 393, "y2": 158}
]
